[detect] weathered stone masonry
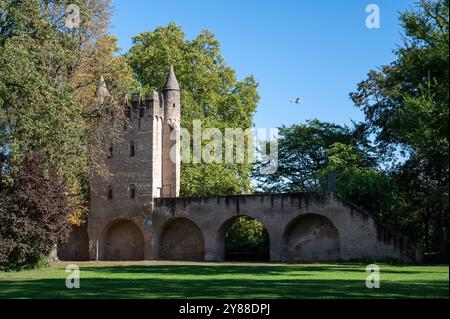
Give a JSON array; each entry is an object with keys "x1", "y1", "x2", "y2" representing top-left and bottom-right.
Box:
[{"x1": 57, "y1": 67, "x2": 421, "y2": 263}]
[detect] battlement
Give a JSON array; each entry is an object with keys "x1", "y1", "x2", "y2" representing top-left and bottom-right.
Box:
[
  {"x1": 122, "y1": 66, "x2": 180, "y2": 123},
  {"x1": 126, "y1": 92, "x2": 160, "y2": 106},
  {"x1": 123, "y1": 91, "x2": 164, "y2": 119}
]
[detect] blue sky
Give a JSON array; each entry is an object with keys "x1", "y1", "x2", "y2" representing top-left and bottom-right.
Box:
[{"x1": 110, "y1": 0, "x2": 412, "y2": 130}]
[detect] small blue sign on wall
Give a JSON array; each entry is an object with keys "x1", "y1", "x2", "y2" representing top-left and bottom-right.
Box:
[{"x1": 146, "y1": 217, "x2": 153, "y2": 226}]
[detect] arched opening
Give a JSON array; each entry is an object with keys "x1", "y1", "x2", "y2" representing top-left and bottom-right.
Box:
[
  {"x1": 57, "y1": 225, "x2": 89, "y2": 261},
  {"x1": 284, "y1": 214, "x2": 340, "y2": 261},
  {"x1": 100, "y1": 219, "x2": 144, "y2": 261},
  {"x1": 159, "y1": 218, "x2": 204, "y2": 261},
  {"x1": 221, "y1": 216, "x2": 270, "y2": 262}
]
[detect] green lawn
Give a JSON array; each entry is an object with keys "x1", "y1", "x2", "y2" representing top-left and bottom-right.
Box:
[{"x1": 0, "y1": 262, "x2": 448, "y2": 299}]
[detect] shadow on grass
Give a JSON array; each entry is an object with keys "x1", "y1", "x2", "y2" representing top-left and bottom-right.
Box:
[
  {"x1": 78, "y1": 264, "x2": 448, "y2": 276},
  {"x1": 0, "y1": 277, "x2": 447, "y2": 299},
  {"x1": 0, "y1": 265, "x2": 448, "y2": 299}
]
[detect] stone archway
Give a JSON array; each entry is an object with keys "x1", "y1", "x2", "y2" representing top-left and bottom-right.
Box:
[
  {"x1": 159, "y1": 218, "x2": 204, "y2": 261},
  {"x1": 284, "y1": 213, "x2": 340, "y2": 261},
  {"x1": 217, "y1": 215, "x2": 270, "y2": 261},
  {"x1": 100, "y1": 219, "x2": 144, "y2": 261},
  {"x1": 58, "y1": 225, "x2": 89, "y2": 261}
]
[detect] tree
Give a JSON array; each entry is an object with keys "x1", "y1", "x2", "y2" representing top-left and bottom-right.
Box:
[
  {"x1": 0, "y1": 1, "x2": 136, "y2": 268},
  {"x1": 321, "y1": 143, "x2": 399, "y2": 224},
  {"x1": 0, "y1": 0, "x2": 136, "y2": 223},
  {"x1": 1, "y1": 0, "x2": 85, "y2": 179},
  {"x1": 225, "y1": 216, "x2": 270, "y2": 260},
  {"x1": 391, "y1": 154, "x2": 449, "y2": 254},
  {"x1": 350, "y1": 0, "x2": 449, "y2": 257},
  {"x1": 0, "y1": 155, "x2": 73, "y2": 270},
  {"x1": 225, "y1": 216, "x2": 269, "y2": 250},
  {"x1": 253, "y1": 120, "x2": 374, "y2": 193},
  {"x1": 128, "y1": 23, "x2": 259, "y2": 196}
]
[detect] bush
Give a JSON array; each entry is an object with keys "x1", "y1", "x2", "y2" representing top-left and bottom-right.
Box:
[{"x1": 225, "y1": 216, "x2": 269, "y2": 251}]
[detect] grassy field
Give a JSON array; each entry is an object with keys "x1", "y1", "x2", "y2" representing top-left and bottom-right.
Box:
[{"x1": 0, "y1": 262, "x2": 448, "y2": 299}]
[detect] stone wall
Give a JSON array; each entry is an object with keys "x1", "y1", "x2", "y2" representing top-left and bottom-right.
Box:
[
  {"x1": 99, "y1": 219, "x2": 145, "y2": 261},
  {"x1": 58, "y1": 225, "x2": 89, "y2": 261},
  {"x1": 152, "y1": 192, "x2": 420, "y2": 262},
  {"x1": 159, "y1": 218, "x2": 204, "y2": 261},
  {"x1": 284, "y1": 214, "x2": 340, "y2": 261},
  {"x1": 67, "y1": 192, "x2": 420, "y2": 262}
]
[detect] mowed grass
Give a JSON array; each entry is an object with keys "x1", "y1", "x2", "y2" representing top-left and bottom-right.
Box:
[{"x1": 0, "y1": 262, "x2": 448, "y2": 299}]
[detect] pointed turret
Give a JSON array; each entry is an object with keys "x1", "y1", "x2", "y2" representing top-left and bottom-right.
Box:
[
  {"x1": 162, "y1": 66, "x2": 181, "y2": 198},
  {"x1": 96, "y1": 76, "x2": 110, "y2": 104},
  {"x1": 163, "y1": 66, "x2": 180, "y2": 91}
]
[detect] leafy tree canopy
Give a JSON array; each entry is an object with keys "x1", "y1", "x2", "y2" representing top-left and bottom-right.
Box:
[
  {"x1": 350, "y1": 0, "x2": 449, "y2": 256},
  {"x1": 253, "y1": 119, "x2": 375, "y2": 193},
  {"x1": 0, "y1": 0, "x2": 136, "y2": 222},
  {"x1": 0, "y1": 0, "x2": 136, "y2": 269},
  {"x1": 225, "y1": 216, "x2": 269, "y2": 252}
]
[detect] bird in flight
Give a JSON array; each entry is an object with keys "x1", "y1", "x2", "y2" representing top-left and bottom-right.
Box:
[{"x1": 290, "y1": 97, "x2": 301, "y2": 104}]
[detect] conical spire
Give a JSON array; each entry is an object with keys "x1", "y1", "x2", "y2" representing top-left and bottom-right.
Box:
[
  {"x1": 96, "y1": 75, "x2": 110, "y2": 104},
  {"x1": 163, "y1": 66, "x2": 180, "y2": 91}
]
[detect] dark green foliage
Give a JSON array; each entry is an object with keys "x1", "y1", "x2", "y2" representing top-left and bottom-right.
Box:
[
  {"x1": 225, "y1": 216, "x2": 269, "y2": 260},
  {"x1": 253, "y1": 120, "x2": 374, "y2": 193},
  {"x1": 350, "y1": 0, "x2": 449, "y2": 257},
  {"x1": 0, "y1": 155, "x2": 73, "y2": 271},
  {"x1": 0, "y1": 0, "x2": 85, "y2": 178},
  {"x1": 322, "y1": 143, "x2": 399, "y2": 224}
]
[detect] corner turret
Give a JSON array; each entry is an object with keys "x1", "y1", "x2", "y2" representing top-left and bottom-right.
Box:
[
  {"x1": 162, "y1": 66, "x2": 181, "y2": 197},
  {"x1": 163, "y1": 65, "x2": 180, "y2": 92},
  {"x1": 96, "y1": 76, "x2": 110, "y2": 105}
]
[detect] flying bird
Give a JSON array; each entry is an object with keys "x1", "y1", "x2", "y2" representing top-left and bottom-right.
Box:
[{"x1": 290, "y1": 97, "x2": 301, "y2": 104}]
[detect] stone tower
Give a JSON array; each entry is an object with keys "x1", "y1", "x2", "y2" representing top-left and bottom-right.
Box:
[
  {"x1": 162, "y1": 66, "x2": 181, "y2": 197},
  {"x1": 87, "y1": 67, "x2": 181, "y2": 260}
]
